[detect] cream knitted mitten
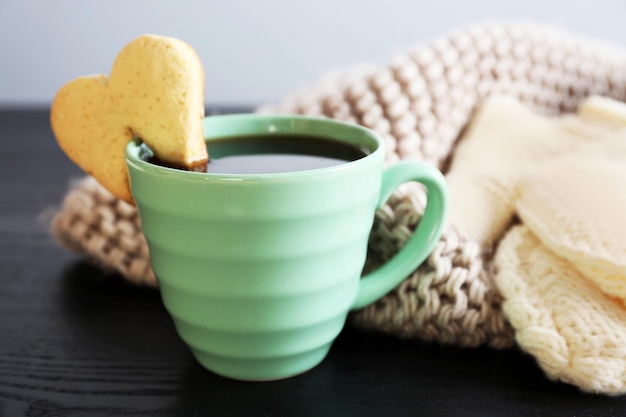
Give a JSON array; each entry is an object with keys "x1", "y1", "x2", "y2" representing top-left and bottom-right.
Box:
[
  {"x1": 452, "y1": 95, "x2": 626, "y2": 393},
  {"x1": 445, "y1": 96, "x2": 616, "y2": 249},
  {"x1": 517, "y1": 153, "x2": 626, "y2": 302},
  {"x1": 495, "y1": 226, "x2": 626, "y2": 394}
]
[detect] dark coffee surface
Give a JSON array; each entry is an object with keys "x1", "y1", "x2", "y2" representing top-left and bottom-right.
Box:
[{"x1": 148, "y1": 134, "x2": 369, "y2": 174}]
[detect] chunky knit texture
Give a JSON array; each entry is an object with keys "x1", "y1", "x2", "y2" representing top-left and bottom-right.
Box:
[
  {"x1": 53, "y1": 177, "x2": 155, "y2": 286},
  {"x1": 51, "y1": 22, "x2": 626, "y2": 354}
]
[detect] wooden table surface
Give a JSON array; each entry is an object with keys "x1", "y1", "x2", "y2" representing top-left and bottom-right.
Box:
[{"x1": 2, "y1": 107, "x2": 626, "y2": 416}]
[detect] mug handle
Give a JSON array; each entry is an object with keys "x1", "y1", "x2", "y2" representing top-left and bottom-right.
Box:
[{"x1": 351, "y1": 161, "x2": 448, "y2": 310}]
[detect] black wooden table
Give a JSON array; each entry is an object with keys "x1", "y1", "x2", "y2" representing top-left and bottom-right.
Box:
[{"x1": 2, "y1": 108, "x2": 626, "y2": 417}]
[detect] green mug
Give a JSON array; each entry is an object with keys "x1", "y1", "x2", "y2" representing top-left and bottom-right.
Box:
[{"x1": 126, "y1": 114, "x2": 447, "y2": 381}]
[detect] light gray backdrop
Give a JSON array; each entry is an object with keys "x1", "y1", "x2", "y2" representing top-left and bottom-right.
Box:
[{"x1": 1, "y1": 0, "x2": 625, "y2": 106}]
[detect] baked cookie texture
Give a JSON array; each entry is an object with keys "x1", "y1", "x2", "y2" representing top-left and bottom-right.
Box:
[{"x1": 51, "y1": 34, "x2": 207, "y2": 203}]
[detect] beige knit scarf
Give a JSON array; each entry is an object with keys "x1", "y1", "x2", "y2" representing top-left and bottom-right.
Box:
[{"x1": 51, "y1": 22, "x2": 626, "y2": 392}]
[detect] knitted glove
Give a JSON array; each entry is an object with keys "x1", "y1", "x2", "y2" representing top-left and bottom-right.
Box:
[
  {"x1": 445, "y1": 95, "x2": 613, "y2": 249},
  {"x1": 456, "y1": 95, "x2": 626, "y2": 394},
  {"x1": 495, "y1": 225, "x2": 626, "y2": 394}
]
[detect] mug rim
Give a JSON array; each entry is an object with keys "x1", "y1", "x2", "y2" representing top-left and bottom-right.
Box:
[{"x1": 125, "y1": 114, "x2": 385, "y2": 181}]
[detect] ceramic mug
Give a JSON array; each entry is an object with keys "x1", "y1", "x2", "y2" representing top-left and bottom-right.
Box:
[{"x1": 126, "y1": 114, "x2": 447, "y2": 381}]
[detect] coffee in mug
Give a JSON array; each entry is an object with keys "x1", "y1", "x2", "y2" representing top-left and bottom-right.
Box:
[{"x1": 126, "y1": 114, "x2": 448, "y2": 381}]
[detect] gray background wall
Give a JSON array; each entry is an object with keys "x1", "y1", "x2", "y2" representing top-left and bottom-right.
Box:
[{"x1": 2, "y1": 0, "x2": 626, "y2": 106}]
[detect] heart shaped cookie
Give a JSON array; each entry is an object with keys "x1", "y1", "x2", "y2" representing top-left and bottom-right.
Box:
[{"x1": 51, "y1": 34, "x2": 207, "y2": 203}]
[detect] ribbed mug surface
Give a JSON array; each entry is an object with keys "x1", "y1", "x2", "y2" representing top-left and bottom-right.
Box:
[{"x1": 127, "y1": 115, "x2": 383, "y2": 380}]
